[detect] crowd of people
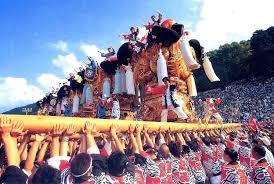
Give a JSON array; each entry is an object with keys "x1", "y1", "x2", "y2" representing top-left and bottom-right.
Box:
[
  {"x1": 195, "y1": 77, "x2": 274, "y2": 124},
  {"x1": 0, "y1": 116, "x2": 273, "y2": 184}
]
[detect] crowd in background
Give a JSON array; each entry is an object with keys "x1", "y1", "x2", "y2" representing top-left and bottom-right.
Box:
[
  {"x1": 195, "y1": 77, "x2": 274, "y2": 123},
  {"x1": 0, "y1": 116, "x2": 273, "y2": 184}
]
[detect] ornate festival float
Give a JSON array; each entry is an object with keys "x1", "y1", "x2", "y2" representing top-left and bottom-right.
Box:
[{"x1": 3, "y1": 13, "x2": 239, "y2": 133}]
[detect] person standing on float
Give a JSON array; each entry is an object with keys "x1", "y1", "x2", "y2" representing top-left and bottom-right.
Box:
[
  {"x1": 161, "y1": 77, "x2": 188, "y2": 122},
  {"x1": 146, "y1": 77, "x2": 188, "y2": 122},
  {"x1": 204, "y1": 97, "x2": 223, "y2": 123}
]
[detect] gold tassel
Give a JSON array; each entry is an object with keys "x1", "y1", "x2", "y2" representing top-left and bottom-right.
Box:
[{"x1": 186, "y1": 75, "x2": 197, "y2": 96}]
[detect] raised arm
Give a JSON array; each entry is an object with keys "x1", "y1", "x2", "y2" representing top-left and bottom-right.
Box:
[
  {"x1": 79, "y1": 134, "x2": 87, "y2": 153},
  {"x1": 110, "y1": 125, "x2": 124, "y2": 153},
  {"x1": 128, "y1": 124, "x2": 139, "y2": 154},
  {"x1": 177, "y1": 132, "x2": 186, "y2": 145},
  {"x1": 18, "y1": 134, "x2": 31, "y2": 156},
  {"x1": 50, "y1": 124, "x2": 64, "y2": 158},
  {"x1": 143, "y1": 126, "x2": 154, "y2": 148},
  {"x1": 83, "y1": 122, "x2": 100, "y2": 154},
  {"x1": 37, "y1": 140, "x2": 49, "y2": 165},
  {"x1": 60, "y1": 124, "x2": 75, "y2": 156},
  {"x1": 135, "y1": 124, "x2": 144, "y2": 152},
  {"x1": 0, "y1": 118, "x2": 21, "y2": 167},
  {"x1": 24, "y1": 134, "x2": 45, "y2": 174}
]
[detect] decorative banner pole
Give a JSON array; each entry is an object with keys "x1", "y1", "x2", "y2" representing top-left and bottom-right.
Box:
[{"x1": 1, "y1": 114, "x2": 240, "y2": 133}]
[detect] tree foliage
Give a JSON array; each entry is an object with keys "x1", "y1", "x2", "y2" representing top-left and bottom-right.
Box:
[{"x1": 195, "y1": 26, "x2": 274, "y2": 92}]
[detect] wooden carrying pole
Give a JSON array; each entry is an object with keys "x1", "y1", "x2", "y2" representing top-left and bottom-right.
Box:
[{"x1": 1, "y1": 114, "x2": 240, "y2": 133}]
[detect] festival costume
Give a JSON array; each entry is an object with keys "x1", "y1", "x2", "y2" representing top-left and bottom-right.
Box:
[
  {"x1": 238, "y1": 144, "x2": 255, "y2": 180},
  {"x1": 111, "y1": 100, "x2": 120, "y2": 120},
  {"x1": 197, "y1": 139, "x2": 222, "y2": 181},
  {"x1": 161, "y1": 84, "x2": 188, "y2": 122},
  {"x1": 156, "y1": 158, "x2": 173, "y2": 184},
  {"x1": 133, "y1": 153, "x2": 161, "y2": 184},
  {"x1": 204, "y1": 98, "x2": 223, "y2": 123},
  {"x1": 186, "y1": 151, "x2": 207, "y2": 183},
  {"x1": 252, "y1": 158, "x2": 274, "y2": 184},
  {"x1": 172, "y1": 156, "x2": 196, "y2": 184},
  {"x1": 220, "y1": 163, "x2": 248, "y2": 184},
  {"x1": 96, "y1": 104, "x2": 106, "y2": 119}
]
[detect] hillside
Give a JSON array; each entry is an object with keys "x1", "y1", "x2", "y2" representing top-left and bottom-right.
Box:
[{"x1": 3, "y1": 103, "x2": 39, "y2": 115}]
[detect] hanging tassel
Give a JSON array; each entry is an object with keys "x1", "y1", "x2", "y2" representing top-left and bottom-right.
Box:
[
  {"x1": 125, "y1": 64, "x2": 135, "y2": 95},
  {"x1": 157, "y1": 49, "x2": 168, "y2": 85},
  {"x1": 186, "y1": 75, "x2": 197, "y2": 97},
  {"x1": 113, "y1": 69, "x2": 122, "y2": 94},
  {"x1": 102, "y1": 78, "x2": 111, "y2": 99},
  {"x1": 181, "y1": 35, "x2": 200, "y2": 71},
  {"x1": 203, "y1": 56, "x2": 220, "y2": 82},
  {"x1": 120, "y1": 70, "x2": 127, "y2": 93}
]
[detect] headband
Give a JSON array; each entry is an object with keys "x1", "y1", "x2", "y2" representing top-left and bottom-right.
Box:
[{"x1": 71, "y1": 158, "x2": 92, "y2": 178}]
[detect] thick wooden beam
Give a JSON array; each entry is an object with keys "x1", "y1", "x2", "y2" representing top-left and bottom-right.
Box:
[{"x1": 1, "y1": 115, "x2": 240, "y2": 133}]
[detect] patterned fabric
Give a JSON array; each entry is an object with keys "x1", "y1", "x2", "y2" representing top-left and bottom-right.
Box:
[
  {"x1": 252, "y1": 160, "x2": 274, "y2": 184},
  {"x1": 238, "y1": 146, "x2": 254, "y2": 179},
  {"x1": 220, "y1": 163, "x2": 247, "y2": 184},
  {"x1": 197, "y1": 139, "x2": 222, "y2": 177},
  {"x1": 111, "y1": 100, "x2": 120, "y2": 119},
  {"x1": 156, "y1": 158, "x2": 173, "y2": 184},
  {"x1": 186, "y1": 152, "x2": 207, "y2": 183},
  {"x1": 111, "y1": 172, "x2": 137, "y2": 184},
  {"x1": 61, "y1": 168, "x2": 96, "y2": 184},
  {"x1": 171, "y1": 156, "x2": 195, "y2": 184}
]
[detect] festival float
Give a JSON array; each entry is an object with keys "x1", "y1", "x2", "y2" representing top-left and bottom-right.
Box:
[{"x1": 3, "y1": 14, "x2": 239, "y2": 133}]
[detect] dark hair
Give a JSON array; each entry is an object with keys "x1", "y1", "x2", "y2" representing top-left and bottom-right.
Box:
[
  {"x1": 202, "y1": 137, "x2": 211, "y2": 146},
  {"x1": 108, "y1": 151, "x2": 134, "y2": 177},
  {"x1": 124, "y1": 147, "x2": 133, "y2": 157},
  {"x1": 182, "y1": 145, "x2": 191, "y2": 154},
  {"x1": 187, "y1": 140, "x2": 199, "y2": 152},
  {"x1": 90, "y1": 154, "x2": 108, "y2": 176},
  {"x1": 253, "y1": 145, "x2": 266, "y2": 157},
  {"x1": 70, "y1": 153, "x2": 92, "y2": 181},
  {"x1": 31, "y1": 164, "x2": 61, "y2": 184},
  {"x1": 168, "y1": 141, "x2": 181, "y2": 158},
  {"x1": 0, "y1": 166, "x2": 28, "y2": 184},
  {"x1": 162, "y1": 77, "x2": 170, "y2": 83},
  {"x1": 143, "y1": 145, "x2": 153, "y2": 151},
  {"x1": 224, "y1": 148, "x2": 238, "y2": 162},
  {"x1": 108, "y1": 47, "x2": 115, "y2": 55},
  {"x1": 134, "y1": 153, "x2": 147, "y2": 167}
]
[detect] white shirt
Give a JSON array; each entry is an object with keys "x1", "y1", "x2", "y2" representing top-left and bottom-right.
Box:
[{"x1": 263, "y1": 145, "x2": 274, "y2": 167}]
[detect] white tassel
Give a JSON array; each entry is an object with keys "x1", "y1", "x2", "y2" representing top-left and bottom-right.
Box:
[
  {"x1": 203, "y1": 56, "x2": 220, "y2": 82},
  {"x1": 125, "y1": 64, "x2": 135, "y2": 95},
  {"x1": 120, "y1": 70, "x2": 127, "y2": 93},
  {"x1": 181, "y1": 35, "x2": 200, "y2": 71},
  {"x1": 102, "y1": 78, "x2": 111, "y2": 99},
  {"x1": 113, "y1": 69, "x2": 122, "y2": 94},
  {"x1": 187, "y1": 75, "x2": 197, "y2": 97},
  {"x1": 157, "y1": 49, "x2": 168, "y2": 85}
]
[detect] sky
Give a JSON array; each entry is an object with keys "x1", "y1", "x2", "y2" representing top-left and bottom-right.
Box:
[{"x1": 0, "y1": 0, "x2": 274, "y2": 113}]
